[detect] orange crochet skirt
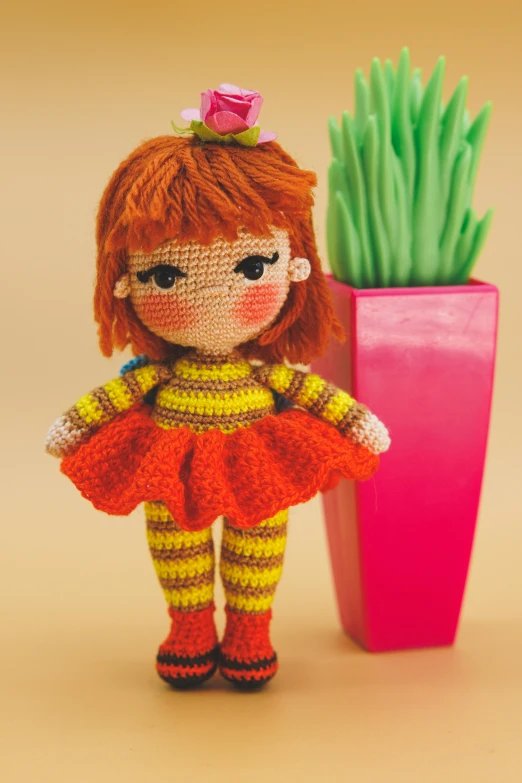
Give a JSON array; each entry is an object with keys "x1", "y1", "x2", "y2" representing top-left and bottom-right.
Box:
[{"x1": 61, "y1": 404, "x2": 379, "y2": 531}]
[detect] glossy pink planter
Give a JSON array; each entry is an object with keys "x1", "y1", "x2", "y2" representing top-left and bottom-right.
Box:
[{"x1": 312, "y1": 277, "x2": 498, "y2": 651}]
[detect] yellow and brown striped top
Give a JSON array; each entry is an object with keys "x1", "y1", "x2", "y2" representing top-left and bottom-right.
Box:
[
  {"x1": 152, "y1": 354, "x2": 276, "y2": 433},
  {"x1": 46, "y1": 351, "x2": 390, "y2": 457}
]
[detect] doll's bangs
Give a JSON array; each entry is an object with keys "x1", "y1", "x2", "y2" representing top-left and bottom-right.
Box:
[{"x1": 105, "y1": 137, "x2": 317, "y2": 255}]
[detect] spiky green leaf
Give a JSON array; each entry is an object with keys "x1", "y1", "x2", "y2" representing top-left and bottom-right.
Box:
[
  {"x1": 340, "y1": 111, "x2": 373, "y2": 284},
  {"x1": 363, "y1": 116, "x2": 391, "y2": 286},
  {"x1": 466, "y1": 101, "x2": 492, "y2": 202},
  {"x1": 354, "y1": 69, "x2": 370, "y2": 146},
  {"x1": 439, "y1": 143, "x2": 472, "y2": 281},
  {"x1": 439, "y1": 77, "x2": 468, "y2": 233},
  {"x1": 454, "y1": 208, "x2": 494, "y2": 283},
  {"x1": 392, "y1": 47, "x2": 415, "y2": 206},
  {"x1": 371, "y1": 58, "x2": 397, "y2": 257},
  {"x1": 411, "y1": 57, "x2": 445, "y2": 284},
  {"x1": 328, "y1": 116, "x2": 343, "y2": 161},
  {"x1": 336, "y1": 192, "x2": 364, "y2": 287}
]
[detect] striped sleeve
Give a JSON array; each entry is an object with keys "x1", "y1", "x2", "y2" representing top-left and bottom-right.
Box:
[
  {"x1": 45, "y1": 363, "x2": 170, "y2": 458},
  {"x1": 254, "y1": 364, "x2": 390, "y2": 455}
]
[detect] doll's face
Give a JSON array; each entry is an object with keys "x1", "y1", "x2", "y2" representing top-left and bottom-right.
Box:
[{"x1": 114, "y1": 228, "x2": 311, "y2": 353}]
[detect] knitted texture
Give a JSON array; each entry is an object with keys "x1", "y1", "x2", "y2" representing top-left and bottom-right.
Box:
[
  {"x1": 148, "y1": 503, "x2": 286, "y2": 688},
  {"x1": 45, "y1": 363, "x2": 170, "y2": 457},
  {"x1": 126, "y1": 229, "x2": 297, "y2": 356},
  {"x1": 219, "y1": 607, "x2": 278, "y2": 688},
  {"x1": 220, "y1": 510, "x2": 288, "y2": 615},
  {"x1": 146, "y1": 501, "x2": 215, "y2": 611},
  {"x1": 119, "y1": 354, "x2": 150, "y2": 376},
  {"x1": 156, "y1": 604, "x2": 219, "y2": 688},
  {"x1": 255, "y1": 364, "x2": 391, "y2": 453},
  {"x1": 152, "y1": 353, "x2": 276, "y2": 433},
  {"x1": 146, "y1": 500, "x2": 286, "y2": 687},
  {"x1": 57, "y1": 352, "x2": 381, "y2": 530}
]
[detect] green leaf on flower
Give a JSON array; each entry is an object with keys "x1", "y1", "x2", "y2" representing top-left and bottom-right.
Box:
[
  {"x1": 190, "y1": 120, "x2": 260, "y2": 146},
  {"x1": 170, "y1": 120, "x2": 194, "y2": 135}
]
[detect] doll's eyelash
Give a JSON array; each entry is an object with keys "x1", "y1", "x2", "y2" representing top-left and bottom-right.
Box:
[
  {"x1": 136, "y1": 264, "x2": 187, "y2": 283},
  {"x1": 233, "y1": 252, "x2": 279, "y2": 273}
]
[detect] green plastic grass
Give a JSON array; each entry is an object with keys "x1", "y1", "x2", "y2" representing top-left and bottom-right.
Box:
[{"x1": 327, "y1": 48, "x2": 493, "y2": 288}]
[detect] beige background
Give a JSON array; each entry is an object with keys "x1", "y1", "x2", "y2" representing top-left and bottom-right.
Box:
[{"x1": 1, "y1": 0, "x2": 522, "y2": 780}]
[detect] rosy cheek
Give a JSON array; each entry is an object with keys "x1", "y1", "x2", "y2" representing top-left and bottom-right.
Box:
[
  {"x1": 137, "y1": 293, "x2": 195, "y2": 331},
  {"x1": 233, "y1": 283, "x2": 286, "y2": 328}
]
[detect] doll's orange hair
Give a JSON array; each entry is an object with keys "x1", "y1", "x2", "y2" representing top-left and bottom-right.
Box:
[{"x1": 94, "y1": 135, "x2": 343, "y2": 364}]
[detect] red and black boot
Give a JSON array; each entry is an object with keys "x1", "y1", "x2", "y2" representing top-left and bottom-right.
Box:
[
  {"x1": 156, "y1": 603, "x2": 219, "y2": 689},
  {"x1": 219, "y1": 606, "x2": 278, "y2": 689}
]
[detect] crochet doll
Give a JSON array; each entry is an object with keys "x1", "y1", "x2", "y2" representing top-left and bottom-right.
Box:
[{"x1": 46, "y1": 85, "x2": 390, "y2": 690}]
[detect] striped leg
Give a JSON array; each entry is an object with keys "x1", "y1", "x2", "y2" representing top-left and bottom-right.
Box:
[
  {"x1": 145, "y1": 501, "x2": 218, "y2": 689},
  {"x1": 219, "y1": 509, "x2": 288, "y2": 688}
]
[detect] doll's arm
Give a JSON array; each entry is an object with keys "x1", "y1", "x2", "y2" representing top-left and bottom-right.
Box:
[
  {"x1": 45, "y1": 363, "x2": 170, "y2": 458},
  {"x1": 254, "y1": 364, "x2": 390, "y2": 455}
]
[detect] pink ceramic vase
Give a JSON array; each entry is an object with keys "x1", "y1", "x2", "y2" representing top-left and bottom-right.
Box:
[{"x1": 312, "y1": 276, "x2": 499, "y2": 651}]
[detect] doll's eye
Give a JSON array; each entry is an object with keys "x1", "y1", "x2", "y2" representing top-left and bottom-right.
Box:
[
  {"x1": 136, "y1": 264, "x2": 187, "y2": 289},
  {"x1": 234, "y1": 252, "x2": 279, "y2": 281}
]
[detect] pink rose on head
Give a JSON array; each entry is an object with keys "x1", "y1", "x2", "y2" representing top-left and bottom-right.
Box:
[{"x1": 181, "y1": 84, "x2": 277, "y2": 144}]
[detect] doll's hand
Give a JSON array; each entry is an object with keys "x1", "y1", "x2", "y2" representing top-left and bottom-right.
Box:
[
  {"x1": 45, "y1": 415, "x2": 85, "y2": 458},
  {"x1": 345, "y1": 411, "x2": 391, "y2": 455}
]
